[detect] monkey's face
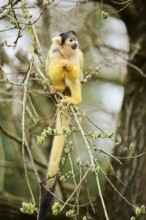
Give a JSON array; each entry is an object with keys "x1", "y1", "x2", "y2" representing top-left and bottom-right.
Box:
[
  {"x1": 65, "y1": 36, "x2": 78, "y2": 50},
  {"x1": 52, "y1": 31, "x2": 79, "y2": 52},
  {"x1": 59, "y1": 31, "x2": 78, "y2": 51}
]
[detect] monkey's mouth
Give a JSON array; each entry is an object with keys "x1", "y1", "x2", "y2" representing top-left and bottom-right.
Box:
[{"x1": 71, "y1": 44, "x2": 78, "y2": 49}]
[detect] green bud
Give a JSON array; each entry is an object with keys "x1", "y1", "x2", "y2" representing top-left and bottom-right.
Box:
[
  {"x1": 60, "y1": 175, "x2": 67, "y2": 182},
  {"x1": 108, "y1": 130, "x2": 115, "y2": 138},
  {"x1": 69, "y1": 141, "x2": 73, "y2": 146},
  {"x1": 98, "y1": 131, "x2": 102, "y2": 137},
  {"x1": 57, "y1": 171, "x2": 61, "y2": 176},
  {"x1": 20, "y1": 202, "x2": 36, "y2": 215},
  {"x1": 124, "y1": 147, "x2": 128, "y2": 152},
  {"x1": 92, "y1": 166, "x2": 99, "y2": 175},
  {"x1": 104, "y1": 130, "x2": 108, "y2": 137},
  {"x1": 81, "y1": 112, "x2": 86, "y2": 117},
  {"x1": 85, "y1": 160, "x2": 90, "y2": 167},
  {"x1": 47, "y1": 127, "x2": 52, "y2": 135},
  {"x1": 129, "y1": 143, "x2": 134, "y2": 151},
  {"x1": 68, "y1": 171, "x2": 73, "y2": 176},
  {"x1": 76, "y1": 157, "x2": 82, "y2": 166},
  {"x1": 44, "y1": 85, "x2": 47, "y2": 91},
  {"x1": 43, "y1": 0, "x2": 53, "y2": 5},
  {"x1": 35, "y1": 72, "x2": 40, "y2": 78},
  {"x1": 77, "y1": 112, "x2": 82, "y2": 117},
  {"x1": 37, "y1": 136, "x2": 44, "y2": 145},
  {"x1": 116, "y1": 137, "x2": 122, "y2": 145},
  {"x1": 101, "y1": 11, "x2": 108, "y2": 19},
  {"x1": 140, "y1": 204, "x2": 145, "y2": 213},
  {"x1": 62, "y1": 126, "x2": 71, "y2": 135},
  {"x1": 42, "y1": 130, "x2": 47, "y2": 138},
  {"x1": 92, "y1": 131, "x2": 98, "y2": 139},
  {"x1": 62, "y1": 157, "x2": 66, "y2": 165},
  {"x1": 52, "y1": 202, "x2": 62, "y2": 216},
  {"x1": 53, "y1": 128, "x2": 58, "y2": 136},
  {"x1": 64, "y1": 147, "x2": 70, "y2": 154},
  {"x1": 1, "y1": 40, "x2": 8, "y2": 46},
  {"x1": 74, "y1": 106, "x2": 80, "y2": 112},
  {"x1": 65, "y1": 128, "x2": 71, "y2": 135},
  {"x1": 66, "y1": 209, "x2": 75, "y2": 217},
  {"x1": 135, "y1": 207, "x2": 140, "y2": 216},
  {"x1": 72, "y1": 126, "x2": 77, "y2": 132},
  {"x1": 130, "y1": 217, "x2": 136, "y2": 220}
]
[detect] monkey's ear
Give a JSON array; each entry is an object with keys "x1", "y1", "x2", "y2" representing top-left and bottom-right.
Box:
[{"x1": 52, "y1": 36, "x2": 62, "y2": 45}]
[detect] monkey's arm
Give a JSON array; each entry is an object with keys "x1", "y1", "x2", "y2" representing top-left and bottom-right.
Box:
[
  {"x1": 79, "y1": 50, "x2": 84, "y2": 80},
  {"x1": 46, "y1": 58, "x2": 65, "y2": 81},
  {"x1": 65, "y1": 63, "x2": 81, "y2": 81},
  {"x1": 64, "y1": 50, "x2": 83, "y2": 81},
  {"x1": 60, "y1": 51, "x2": 83, "y2": 104},
  {"x1": 61, "y1": 79, "x2": 82, "y2": 105},
  {"x1": 46, "y1": 58, "x2": 66, "y2": 92}
]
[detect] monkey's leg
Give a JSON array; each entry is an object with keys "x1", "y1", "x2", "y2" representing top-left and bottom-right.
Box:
[
  {"x1": 50, "y1": 80, "x2": 66, "y2": 93},
  {"x1": 61, "y1": 80, "x2": 82, "y2": 105},
  {"x1": 65, "y1": 63, "x2": 80, "y2": 81},
  {"x1": 48, "y1": 62, "x2": 66, "y2": 93},
  {"x1": 47, "y1": 61, "x2": 65, "y2": 79}
]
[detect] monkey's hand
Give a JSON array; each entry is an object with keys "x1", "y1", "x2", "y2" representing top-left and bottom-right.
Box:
[
  {"x1": 62, "y1": 59, "x2": 73, "y2": 71},
  {"x1": 50, "y1": 85, "x2": 56, "y2": 94},
  {"x1": 50, "y1": 84, "x2": 65, "y2": 93}
]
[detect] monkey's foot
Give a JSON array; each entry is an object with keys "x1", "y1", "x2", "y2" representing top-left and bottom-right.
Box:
[
  {"x1": 50, "y1": 85, "x2": 65, "y2": 93},
  {"x1": 50, "y1": 86, "x2": 56, "y2": 94},
  {"x1": 60, "y1": 96, "x2": 81, "y2": 105}
]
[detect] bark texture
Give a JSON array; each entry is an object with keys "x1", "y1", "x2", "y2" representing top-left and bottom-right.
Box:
[{"x1": 96, "y1": 1, "x2": 146, "y2": 219}]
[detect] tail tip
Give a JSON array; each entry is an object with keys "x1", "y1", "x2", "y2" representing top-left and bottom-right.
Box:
[{"x1": 37, "y1": 183, "x2": 56, "y2": 220}]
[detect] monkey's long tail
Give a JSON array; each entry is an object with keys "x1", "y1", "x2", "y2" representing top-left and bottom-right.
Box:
[{"x1": 37, "y1": 110, "x2": 68, "y2": 220}]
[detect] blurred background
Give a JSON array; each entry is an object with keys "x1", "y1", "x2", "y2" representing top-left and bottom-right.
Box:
[{"x1": 0, "y1": 0, "x2": 130, "y2": 219}]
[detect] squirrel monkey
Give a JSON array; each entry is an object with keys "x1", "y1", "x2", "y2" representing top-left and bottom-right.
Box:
[
  {"x1": 38, "y1": 31, "x2": 83, "y2": 220},
  {"x1": 46, "y1": 30, "x2": 83, "y2": 104}
]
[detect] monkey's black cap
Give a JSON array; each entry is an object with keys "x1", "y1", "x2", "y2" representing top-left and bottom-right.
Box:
[{"x1": 59, "y1": 30, "x2": 76, "y2": 45}]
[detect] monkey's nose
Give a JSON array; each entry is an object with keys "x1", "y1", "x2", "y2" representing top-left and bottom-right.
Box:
[{"x1": 71, "y1": 43, "x2": 78, "y2": 49}]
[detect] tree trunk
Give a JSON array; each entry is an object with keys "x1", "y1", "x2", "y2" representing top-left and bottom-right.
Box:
[{"x1": 96, "y1": 1, "x2": 146, "y2": 219}]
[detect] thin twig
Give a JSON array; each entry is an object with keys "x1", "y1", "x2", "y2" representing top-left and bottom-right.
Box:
[
  {"x1": 87, "y1": 136, "x2": 122, "y2": 165},
  {"x1": 94, "y1": 160, "x2": 136, "y2": 209},
  {"x1": 66, "y1": 142, "x2": 80, "y2": 214},
  {"x1": 70, "y1": 106, "x2": 110, "y2": 220},
  {"x1": 21, "y1": 59, "x2": 36, "y2": 205},
  {"x1": 60, "y1": 166, "x2": 92, "y2": 211}
]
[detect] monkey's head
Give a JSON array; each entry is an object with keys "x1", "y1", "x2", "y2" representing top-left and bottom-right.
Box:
[
  {"x1": 59, "y1": 31, "x2": 78, "y2": 49},
  {"x1": 52, "y1": 31, "x2": 78, "y2": 51}
]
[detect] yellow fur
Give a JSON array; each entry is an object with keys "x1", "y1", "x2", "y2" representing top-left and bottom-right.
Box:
[
  {"x1": 45, "y1": 31, "x2": 83, "y2": 190},
  {"x1": 47, "y1": 111, "x2": 68, "y2": 189},
  {"x1": 46, "y1": 32, "x2": 83, "y2": 105}
]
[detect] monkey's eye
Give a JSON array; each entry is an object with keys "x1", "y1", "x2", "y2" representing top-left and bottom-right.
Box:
[{"x1": 69, "y1": 39, "x2": 73, "y2": 42}]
